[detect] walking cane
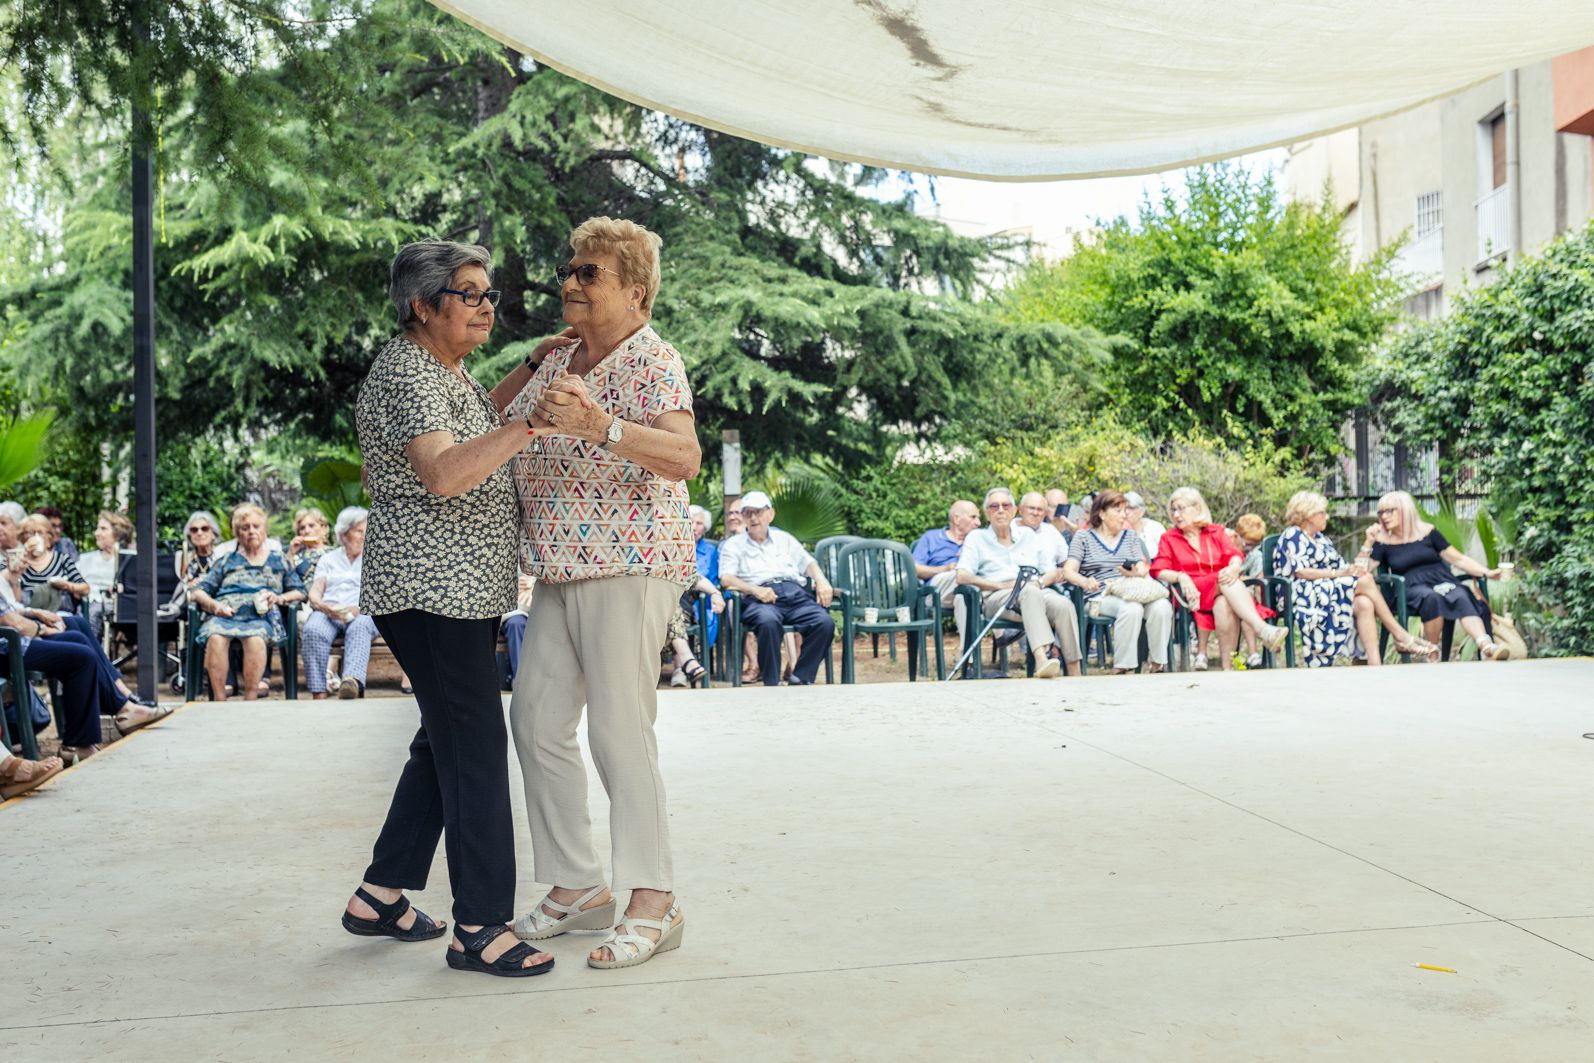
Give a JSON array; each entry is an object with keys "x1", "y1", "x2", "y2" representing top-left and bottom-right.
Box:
[{"x1": 944, "y1": 566, "x2": 1040, "y2": 680}]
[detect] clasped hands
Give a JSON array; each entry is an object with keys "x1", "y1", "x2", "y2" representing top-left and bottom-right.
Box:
[{"x1": 529, "y1": 372, "x2": 612, "y2": 443}]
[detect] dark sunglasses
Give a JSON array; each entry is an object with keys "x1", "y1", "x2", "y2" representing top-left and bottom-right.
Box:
[
  {"x1": 438, "y1": 287, "x2": 501, "y2": 308},
  {"x1": 555, "y1": 262, "x2": 621, "y2": 286}
]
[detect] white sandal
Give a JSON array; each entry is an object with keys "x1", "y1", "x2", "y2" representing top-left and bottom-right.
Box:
[
  {"x1": 1479, "y1": 639, "x2": 1511, "y2": 662},
  {"x1": 511, "y1": 884, "x2": 615, "y2": 941},
  {"x1": 587, "y1": 905, "x2": 684, "y2": 969}
]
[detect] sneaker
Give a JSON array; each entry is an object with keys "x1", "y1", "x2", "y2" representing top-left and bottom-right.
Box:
[
  {"x1": 1192, "y1": 653, "x2": 1209, "y2": 672},
  {"x1": 338, "y1": 678, "x2": 358, "y2": 700},
  {"x1": 669, "y1": 669, "x2": 689, "y2": 688},
  {"x1": 1245, "y1": 652, "x2": 1263, "y2": 669},
  {"x1": 327, "y1": 674, "x2": 342, "y2": 694}
]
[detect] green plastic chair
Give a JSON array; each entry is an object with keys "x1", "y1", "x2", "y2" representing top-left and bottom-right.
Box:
[
  {"x1": 1374, "y1": 572, "x2": 1491, "y2": 662},
  {"x1": 951, "y1": 583, "x2": 1033, "y2": 679},
  {"x1": 0, "y1": 627, "x2": 39, "y2": 760},
  {"x1": 835, "y1": 539, "x2": 943, "y2": 682},
  {"x1": 186, "y1": 603, "x2": 299, "y2": 700}
]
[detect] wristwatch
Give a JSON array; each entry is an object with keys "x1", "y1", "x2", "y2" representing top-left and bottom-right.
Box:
[{"x1": 601, "y1": 415, "x2": 624, "y2": 448}]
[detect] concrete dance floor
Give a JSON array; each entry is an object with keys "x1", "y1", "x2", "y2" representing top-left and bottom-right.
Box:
[{"x1": 3, "y1": 659, "x2": 1592, "y2": 1060}]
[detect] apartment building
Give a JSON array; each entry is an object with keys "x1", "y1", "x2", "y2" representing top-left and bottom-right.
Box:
[{"x1": 1284, "y1": 48, "x2": 1594, "y2": 508}]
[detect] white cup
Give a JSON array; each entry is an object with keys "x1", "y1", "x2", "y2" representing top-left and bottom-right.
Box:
[
  {"x1": 895, "y1": 606, "x2": 911, "y2": 623},
  {"x1": 862, "y1": 607, "x2": 879, "y2": 624},
  {"x1": 1498, "y1": 562, "x2": 1514, "y2": 582},
  {"x1": 254, "y1": 589, "x2": 273, "y2": 614}
]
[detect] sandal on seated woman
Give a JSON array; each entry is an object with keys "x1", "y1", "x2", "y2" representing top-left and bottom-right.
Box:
[
  {"x1": 1392, "y1": 632, "x2": 1441, "y2": 662},
  {"x1": 1, "y1": 753, "x2": 64, "y2": 799}
]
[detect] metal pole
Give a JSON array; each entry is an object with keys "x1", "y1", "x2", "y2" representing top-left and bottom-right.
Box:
[{"x1": 132, "y1": 11, "x2": 158, "y2": 701}]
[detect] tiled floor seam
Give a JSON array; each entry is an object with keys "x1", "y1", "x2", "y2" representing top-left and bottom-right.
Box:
[{"x1": 0, "y1": 916, "x2": 1524, "y2": 1033}]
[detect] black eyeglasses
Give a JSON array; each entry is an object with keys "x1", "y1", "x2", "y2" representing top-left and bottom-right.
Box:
[
  {"x1": 555, "y1": 263, "x2": 621, "y2": 286},
  {"x1": 438, "y1": 287, "x2": 501, "y2": 308}
]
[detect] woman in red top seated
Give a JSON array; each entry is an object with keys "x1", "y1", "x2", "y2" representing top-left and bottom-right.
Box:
[{"x1": 1151, "y1": 486, "x2": 1288, "y2": 670}]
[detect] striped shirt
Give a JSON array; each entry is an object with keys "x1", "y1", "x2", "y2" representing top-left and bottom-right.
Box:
[
  {"x1": 21, "y1": 550, "x2": 87, "y2": 607},
  {"x1": 1066, "y1": 527, "x2": 1149, "y2": 598}
]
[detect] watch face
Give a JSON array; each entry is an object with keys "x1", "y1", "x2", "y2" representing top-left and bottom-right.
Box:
[{"x1": 607, "y1": 419, "x2": 623, "y2": 443}]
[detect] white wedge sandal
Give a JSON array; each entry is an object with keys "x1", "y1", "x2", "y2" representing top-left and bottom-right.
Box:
[
  {"x1": 587, "y1": 905, "x2": 684, "y2": 970},
  {"x1": 511, "y1": 885, "x2": 616, "y2": 941}
]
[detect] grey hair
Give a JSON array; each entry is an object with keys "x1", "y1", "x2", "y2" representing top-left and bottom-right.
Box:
[
  {"x1": 0, "y1": 501, "x2": 24, "y2": 523},
  {"x1": 687, "y1": 505, "x2": 711, "y2": 523},
  {"x1": 982, "y1": 487, "x2": 1014, "y2": 508},
  {"x1": 185, "y1": 510, "x2": 219, "y2": 535},
  {"x1": 389, "y1": 240, "x2": 493, "y2": 328},
  {"x1": 334, "y1": 506, "x2": 369, "y2": 542}
]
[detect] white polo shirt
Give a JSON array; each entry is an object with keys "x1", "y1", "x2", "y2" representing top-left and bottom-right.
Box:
[
  {"x1": 1015, "y1": 520, "x2": 1068, "y2": 568},
  {"x1": 718, "y1": 528, "x2": 816, "y2": 586},
  {"x1": 956, "y1": 525, "x2": 1055, "y2": 584}
]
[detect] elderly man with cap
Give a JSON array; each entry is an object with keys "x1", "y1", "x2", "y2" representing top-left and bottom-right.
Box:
[
  {"x1": 717, "y1": 491, "x2": 835, "y2": 686},
  {"x1": 1125, "y1": 491, "x2": 1166, "y2": 561}
]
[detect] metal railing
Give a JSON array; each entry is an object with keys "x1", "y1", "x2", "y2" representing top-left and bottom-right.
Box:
[{"x1": 1475, "y1": 184, "x2": 1510, "y2": 265}]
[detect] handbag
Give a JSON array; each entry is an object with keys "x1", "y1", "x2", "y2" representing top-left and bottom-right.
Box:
[{"x1": 1106, "y1": 575, "x2": 1169, "y2": 604}]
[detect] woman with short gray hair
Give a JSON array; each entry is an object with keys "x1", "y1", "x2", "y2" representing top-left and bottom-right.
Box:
[
  {"x1": 300, "y1": 506, "x2": 376, "y2": 699},
  {"x1": 341, "y1": 239, "x2": 573, "y2": 978}
]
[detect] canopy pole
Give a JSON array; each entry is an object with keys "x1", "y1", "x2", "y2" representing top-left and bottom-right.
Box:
[{"x1": 132, "y1": 8, "x2": 158, "y2": 701}]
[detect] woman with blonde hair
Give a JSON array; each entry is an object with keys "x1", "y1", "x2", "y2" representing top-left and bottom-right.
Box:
[
  {"x1": 505, "y1": 216, "x2": 700, "y2": 969},
  {"x1": 189, "y1": 502, "x2": 307, "y2": 699},
  {"x1": 1149, "y1": 487, "x2": 1287, "y2": 670},
  {"x1": 1362, "y1": 490, "x2": 1508, "y2": 660},
  {"x1": 287, "y1": 507, "x2": 333, "y2": 584},
  {"x1": 1274, "y1": 490, "x2": 1433, "y2": 667}
]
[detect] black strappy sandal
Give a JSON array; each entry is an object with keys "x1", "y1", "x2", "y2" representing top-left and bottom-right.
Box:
[
  {"x1": 446, "y1": 923, "x2": 555, "y2": 977},
  {"x1": 680, "y1": 657, "x2": 706, "y2": 685},
  {"x1": 341, "y1": 887, "x2": 447, "y2": 942}
]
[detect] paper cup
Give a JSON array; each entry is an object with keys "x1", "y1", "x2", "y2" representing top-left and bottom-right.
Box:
[
  {"x1": 254, "y1": 590, "x2": 273, "y2": 614},
  {"x1": 1498, "y1": 562, "x2": 1514, "y2": 582},
  {"x1": 895, "y1": 606, "x2": 911, "y2": 623},
  {"x1": 862, "y1": 607, "x2": 879, "y2": 623}
]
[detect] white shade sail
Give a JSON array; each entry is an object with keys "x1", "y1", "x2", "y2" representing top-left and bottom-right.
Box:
[{"x1": 432, "y1": 0, "x2": 1594, "y2": 180}]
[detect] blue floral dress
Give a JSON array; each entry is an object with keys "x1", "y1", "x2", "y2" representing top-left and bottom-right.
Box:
[
  {"x1": 1273, "y1": 526, "x2": 1357, "y2": 667},
  {"x1": 194, "y1": 549, "x2": 304, "y2": 645}
]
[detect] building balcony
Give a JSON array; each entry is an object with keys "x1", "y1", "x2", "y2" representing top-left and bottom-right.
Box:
[
  {"x1": 1395, "y1": 227, "x2": 1443, "y2": 286},
  {"x1": 1475, "y1": 184, "x2": 1510, "y2": 265}
]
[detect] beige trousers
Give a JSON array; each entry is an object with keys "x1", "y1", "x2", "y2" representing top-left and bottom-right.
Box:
[
  {"x1": 981, "y1": 584, "x2": 1082, "y2": 662},
  {"x1": 509, "y1": 575, "x2": 678, "y2": 892}
]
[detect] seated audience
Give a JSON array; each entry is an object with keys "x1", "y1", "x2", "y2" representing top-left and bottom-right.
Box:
[
  {"x1": 34, "y1": 505, "x2": 79, "y2": 561},
  {"x1": 1062, "y1": 488, "x2": 1173, "y2": 673},
  {"x1": 1124, "y1": 492, "x2": 1166, "y2": 560},
  {"x1": 182, "y1": 511, "x2": 221, "y2": 585},
  {"x1": 1274, "y1": 491, "x2": 1436, "y2": 667},
  {"x1": 912, "y1": 499, "x2": 980, "y2": 636},
  {"x1": 1364, "y1": 490, "x2": 1508, "y2": 661},
  {"x1": 301, "y1": 506, "x2": 376, "y2": 700},
  {"x1": 718, "y1": 491, "x2": 835, "y2": 687},
  {"x1": 0, "y1": 590, "x2": 168, "y2": 762},
  {"x1": 79, "y1": 511, "x2": 132, "y2": 642},
  {"x1": 189, "y1": 503, "x2": 306, "y2": 700},
  {"x1": 286, "y1": 507, "x2": 332, "y2": 585},
  {"x1": 1017, "y1": 492, "x2": 1069, "y2": 568},
  {"x1": 1151, "y1": 487, "x2": 1286, "y2": 671},
  {"x1": 666, "y1": 506, "x2": 725, "y2": 688},
  {"x1": 18, "y1": 514, "x2": 89, "y2": 615},
  {"x1": 957, "y1": 487, "x2": 1082, "y2": 677},
  {"x1": 1, "y1": 751, "x2": 63, "y2": 799},
  {"x1": 500, "y1": 571, "x2": 537, "y2": 686}
]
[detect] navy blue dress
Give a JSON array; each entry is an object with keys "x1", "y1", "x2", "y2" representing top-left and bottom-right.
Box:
[{"x1": 1370, "y1": 529, "x2": 1483, "y2": 623}]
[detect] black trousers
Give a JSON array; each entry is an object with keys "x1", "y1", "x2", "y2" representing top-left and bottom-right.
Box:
[
  {"x1": 739, "y1": 580, "x2": 834, "y2": 686},
  {"x1": 367, "y1": 610, "x2": 514, "y2": 926}
]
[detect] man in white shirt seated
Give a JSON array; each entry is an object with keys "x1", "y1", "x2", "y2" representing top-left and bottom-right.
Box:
[
  {"x1": 718, "y1": 491, "x2": 835, "y2": 686},
  {"x1": 957, "y1": 487, "x2": 1082, "y2": 678}
]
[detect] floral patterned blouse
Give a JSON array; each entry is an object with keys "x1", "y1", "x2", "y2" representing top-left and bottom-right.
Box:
[
  {"x1": 504, "y1": 325, "x2": 696, "y2": 586},
  {"x1": 356, "y1": 335, "x2": 519, "y2": 618}
]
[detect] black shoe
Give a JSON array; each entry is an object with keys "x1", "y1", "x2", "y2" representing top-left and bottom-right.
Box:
[
  {"x1": 992, "y1": 630, "x2": 1023, "y2": 651},
  {"x1": 124, "y1": 693, "x2": 160, "y2": 709},
  {"x1": 341, "y1": 887, "x2": 447, "y2": 942},
  {"x1": 446, "y1": 923, "x2": 554, "y2": 977}
]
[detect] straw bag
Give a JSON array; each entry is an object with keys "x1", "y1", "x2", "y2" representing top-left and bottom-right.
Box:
[{"x1": 1107, "y1": 576, "x2": 1169, "y2": 604}]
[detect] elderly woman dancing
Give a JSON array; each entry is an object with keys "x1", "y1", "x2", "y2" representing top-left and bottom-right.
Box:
[
  {"x1": 341, "y1": 239, "x2": 575, "y2": 978},
  {"x1": 300, "y1": 507, "x2": 376, "y2": 700},
  {"x1": 504, "y1": 216, "x2": 700, "y2": 970}
]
